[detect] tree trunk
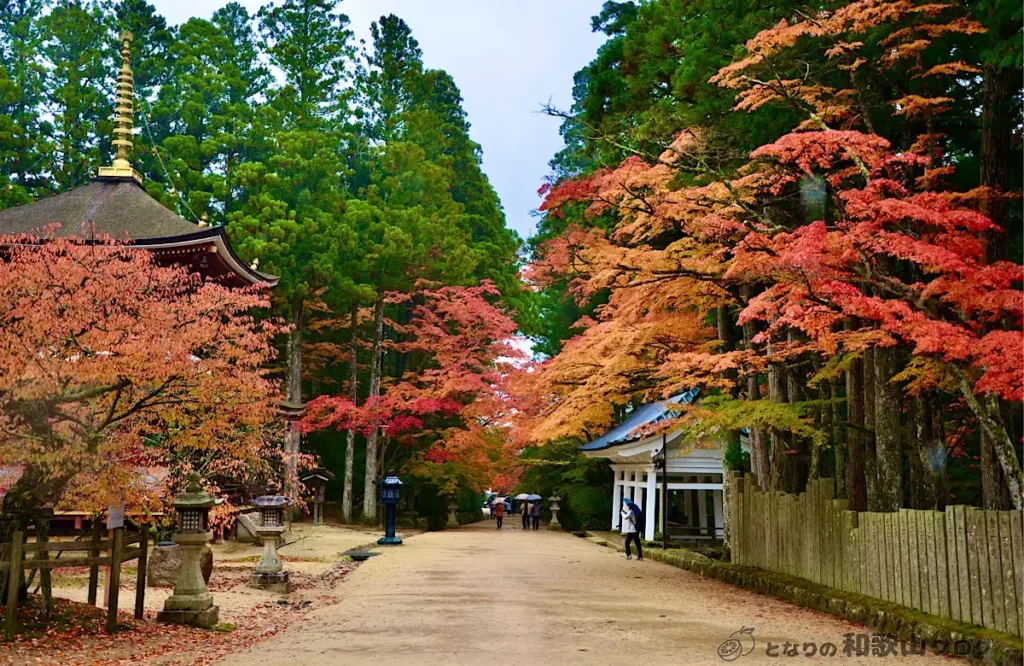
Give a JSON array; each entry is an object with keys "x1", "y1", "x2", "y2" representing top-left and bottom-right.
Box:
[
  {"x1": 740, "y1": 287, "x2": 769, "y2": 491},
  {"x1": 863, "y1": 348, "x2": 878, "y2": 510},
  {"x1": 767, "y1": 343, "x2": 800, "y2": 493},
  {"x1": 811, "y1": 378, "x2": 830, "y2": 482},
  {"x1": 909, "y1": 396, "x2": 937, "y2": 509},
  {"x1": 785, "y1": 331, "x2": 808, "y2": 492},
  {"x1": 981, "y1": 426, "x2": 1009, "y2": 510},
  {"x1": 981, "y1": 63, "x2": 1014, "y2": 260},
  {"x1": 956, "y1": 376, "x2": 1022, "y2": 509},
  {"x1": 845, "y1": 331, "x2": 867, "y2": 511},
  {"x1": 362, "y1": 295, "x2": 385, "y2": 521},
  {"x1": 831, "y1": 378, "x2": 846, "y2": 497},
  {"x1": 283, "y1": 297, "x2": 303, "y2": 504},
  {"x1": 873, "y1": 346, "x2": 902, "y2": 512},
  {"x1": 342, "y1": 302, "x2": 359, "y2": 523},
  {"x1": 932, "y1": 401, "x2": 948, "y2": 510},
  {"x1": 913, "y1": 393, "x2": 937, "y2": 508}
]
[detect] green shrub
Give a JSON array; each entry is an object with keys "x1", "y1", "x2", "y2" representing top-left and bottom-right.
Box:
[
  {"x1": 564, "y1": 484, "x2": 611, "y2": 530},
  {"x1": 456, "y1": 510, "x2": 483, "y2": 525}
]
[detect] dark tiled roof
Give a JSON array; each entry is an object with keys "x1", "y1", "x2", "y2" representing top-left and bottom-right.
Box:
[
  {"x1": 579, "y1": 388, "x2": 701, "y2": 452},
  {"x1": 0, "y1": 178, "x2": 200, "y2": 241}
]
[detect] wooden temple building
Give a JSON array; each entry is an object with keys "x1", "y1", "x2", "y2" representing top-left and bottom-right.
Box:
[
  {"x1": 580, "y1": 389, "x2": 739, "y2": 541},
  {"x1": 0, "y1": 32, "x2": 276, "y2": 290}
]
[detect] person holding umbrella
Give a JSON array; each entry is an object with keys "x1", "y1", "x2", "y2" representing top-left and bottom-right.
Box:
[
  {"x1": 527, "y1": 494, "x2": 543, "y2": 530},
  {"x1": 522, "y1": 499, "x2": 530, "y2": 529},
  {"x1": 494, "y1": 497, "x2": 505, "y2": 529},
  {"x1": 621, "y1": 497, "x2": 644, "y2": 561}
]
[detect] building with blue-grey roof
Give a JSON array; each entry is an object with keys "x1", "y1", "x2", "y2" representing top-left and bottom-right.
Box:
[{"x1": 580, "y1": 388, "x2": 738, "y2": 540}]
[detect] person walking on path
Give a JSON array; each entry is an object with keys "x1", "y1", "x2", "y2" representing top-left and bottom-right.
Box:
[
  {"x1": 522, "y1": 501, "x2": 531, "y2": 529},
  {"x1": 621, "y1": 498, "x2": 643, "y2": 561},
  {"x1": 494, "y1": 499, "x2": 505, "y2": 529},
  {"x1": 531, "y1": 501, "x2": 541, "y2": 530}
]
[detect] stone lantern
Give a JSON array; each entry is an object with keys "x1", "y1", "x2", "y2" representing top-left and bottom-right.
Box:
[
  {"x1": 446, "y1": 497, "x2": 459, "y2": 528},
  {"x1": 548, "y1": 496, "x2": 562, "y2": 529},
  {"x1": 158, "y1": 473, "x2": 221, "y2": 628},
  {"x1": 377, "y1": 474, "x2": 404, "y2": 546},
  {"x1": 248, "y1": 490, "x2": 292, "y2": 593}
]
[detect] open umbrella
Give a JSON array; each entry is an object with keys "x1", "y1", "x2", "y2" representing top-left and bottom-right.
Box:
[
  {"x1": 526, "y1": 494, "x2": 542, "y2": 501},
  {"x1": 514, "y1": 493, "x2": 530, "y2": 500}
]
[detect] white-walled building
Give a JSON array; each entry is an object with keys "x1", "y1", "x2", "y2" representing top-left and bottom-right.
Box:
[{"x1": 580, "y1": 389, "x2": 728, "y2": 540}]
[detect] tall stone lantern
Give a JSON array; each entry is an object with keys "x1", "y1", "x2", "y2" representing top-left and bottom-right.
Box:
[
  {"x1": 548, "y1": 496, "x2": 562, "y2": 529},
  {"x1": 249, "y1": 490, "x2": 292, "y2": 593},
  {"x1": 158, "y1": 473, "x2": 222, "y2": 628}
]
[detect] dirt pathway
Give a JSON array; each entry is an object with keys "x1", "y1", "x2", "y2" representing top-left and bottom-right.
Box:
[{"x1": 216, "y1": 522, "x2": 951, "y2": 665}]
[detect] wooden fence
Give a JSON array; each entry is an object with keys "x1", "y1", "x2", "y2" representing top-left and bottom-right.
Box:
[
  {"x1": 1, "y1": 526, "x2": 149, "y2": 640},
  {"x1": 731, "y1": 473, "x2": 1023, "y2": 638}
]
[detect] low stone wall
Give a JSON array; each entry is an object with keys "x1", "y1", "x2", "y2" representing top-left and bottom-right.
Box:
[{"x1": 583, "y1": 531, "x2": 1023, "y2": 666}]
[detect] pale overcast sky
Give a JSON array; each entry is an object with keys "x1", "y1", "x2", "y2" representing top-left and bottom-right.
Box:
[{"x1": 148, "y1": 0, "x2": 608, "y2": 241}]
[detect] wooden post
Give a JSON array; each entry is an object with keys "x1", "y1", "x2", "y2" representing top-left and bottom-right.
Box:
[
  {"x1": 5, "y1": 531, "x2": 24, "y2": 641},
  {"x1": 37, "y1": 521, "x2": 52, "y2": 618},
  {"x1": 103, "y1": 528, "x2": 114, "y2": 608},
  {"x1": 87, "y1": 521, "x2": 100, "y2": 606},
  {"x1": 134, "y1": 532, "x2": 148, "y2": 620},
  {"x1": 106, "y1": 527, "x2": 123, "y2": 633}
]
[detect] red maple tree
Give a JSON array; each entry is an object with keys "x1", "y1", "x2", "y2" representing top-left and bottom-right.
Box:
[
  {"x1": 303, "y1": 281, "x2": 524, "y2": 495},
  {"x1": 0, "y1": 235, "x2": 282, "y2": 537}
]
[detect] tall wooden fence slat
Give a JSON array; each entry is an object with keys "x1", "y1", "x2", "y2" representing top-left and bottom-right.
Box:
[
  {"x1": 886, "y1": 512, "x2": 898, "y2": 604},
  {"x1": 987, "y1": 512, "x2": 1007, "y2": 634},
  {"x1": 998, "y1": 512, "x2": 1018, "y2": 639},
  {"x1": 899, "y1": 509, "x2": 912, "y2": 609},
  {"x1": 1009, "y1": 509, "x2": 1023, "y2": 638},
  {"x1": 934, "y1": 512, "x2": 950, "y2": 620},
  {"x1": 945, "y1": 506, "x2": 962, "y2": 622},
  {"x1": 729, "y1": 479, "x2": 1021, "y2": 638}
]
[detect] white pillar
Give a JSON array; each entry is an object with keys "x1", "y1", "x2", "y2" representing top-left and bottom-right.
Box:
[
  {"x1": 625, "y1": 471, "x2": 635, "y2": 501},
  {"x1": 697, "y1": 484, "x2": 708, "y2": 535},
  {"x1": 713, "y1": 488, "x2": 724, "y2": 538},
  {"x1": 645, "y1": 469, "x2": 656, "y2": 537},
  {"x1": 611, "y1": 469, "x2": 622, "y2": 529}
]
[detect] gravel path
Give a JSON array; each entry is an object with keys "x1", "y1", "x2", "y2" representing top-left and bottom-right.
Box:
[{"x1": 216, "y1": 522, "x2": 952, "y2": 665}]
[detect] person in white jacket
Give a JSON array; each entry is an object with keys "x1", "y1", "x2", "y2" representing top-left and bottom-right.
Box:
[{"x1": 620, "y1": 498, "x2": 643, "y2": 561}]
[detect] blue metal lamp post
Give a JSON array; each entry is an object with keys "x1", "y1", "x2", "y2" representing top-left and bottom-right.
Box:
[{"x1": 377, "y1": 473, "x2": 404, "y2": 545}]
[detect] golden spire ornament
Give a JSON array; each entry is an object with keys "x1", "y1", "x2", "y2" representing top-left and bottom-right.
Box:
[{"x1": 97, "y1": 32, "x2": 142, "y2": 183}]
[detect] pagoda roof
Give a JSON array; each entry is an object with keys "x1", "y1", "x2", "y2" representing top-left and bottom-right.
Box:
[
  {"x1": 0, "y1": 178, "x2": 201, "y2": 239},
  {"x1": 0, "y1": 177, "x2": 277, "y2": 287}
]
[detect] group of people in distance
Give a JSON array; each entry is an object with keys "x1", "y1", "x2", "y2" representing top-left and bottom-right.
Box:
[{"x1": 492, "y1": 499, "x2": 541, "y2": 530}]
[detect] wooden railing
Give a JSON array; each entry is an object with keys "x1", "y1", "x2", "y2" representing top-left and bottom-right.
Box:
[
  {"x1": 2, "y1": 526, "x2": 148, "y2": 640},
  {"x1": 731, "y1": 473, "x2": 1023, "y2": 639}
]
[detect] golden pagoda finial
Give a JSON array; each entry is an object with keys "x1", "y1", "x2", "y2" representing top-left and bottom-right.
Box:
[{"x1": 97, "y1": 31, "x2": 142, "y2": 184}]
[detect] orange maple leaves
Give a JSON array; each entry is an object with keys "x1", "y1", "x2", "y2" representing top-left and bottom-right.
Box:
[
  {"x1": 515, "y1": 0, "x2": 1021, "y2": 447},
  {"x1": 0, "y1": 235, "x2": 282, "y2": 514}
]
